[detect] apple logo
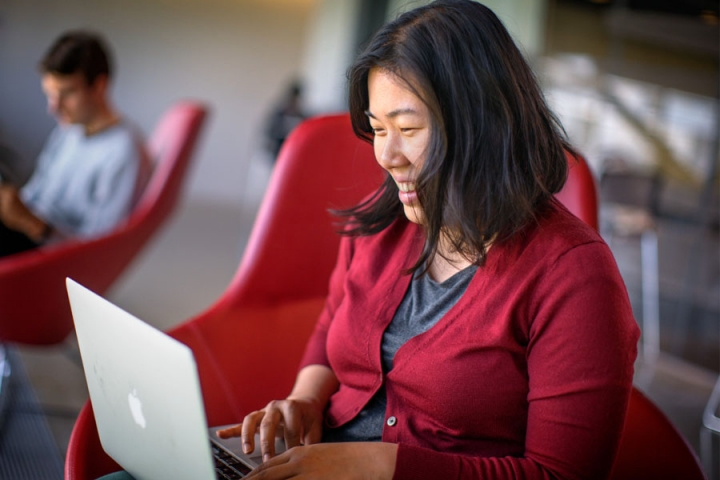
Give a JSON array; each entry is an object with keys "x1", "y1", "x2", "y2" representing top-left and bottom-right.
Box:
[{"x1": 128, "y1": 389, "x2": 147, "y2": 429}]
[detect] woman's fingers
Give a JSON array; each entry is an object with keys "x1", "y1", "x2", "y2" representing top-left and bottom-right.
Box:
[
  {"x1": 244, "y1": 450, "x2": 294, "y2": 479},
  {"x1": 241, "y1": 410, "x2": 266, "y2": 454},
  {"x1": 280, "y1": 401, "x2": 304, "y2": 450},
  {"x1": 216, "y1": 398, "x2": 322, "y2": 462},
  {"x1": 215, "y1": 424, "x2": 242, "y2": 439},
  {"x1": 259, "y1": 402, "x2": 285, "y2": 460},
  {"x1": 302, "y1": 420, "x2": 322, "y2": 446}
]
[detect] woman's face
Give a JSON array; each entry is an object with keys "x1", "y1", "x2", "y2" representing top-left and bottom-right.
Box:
[{"x1": 367, "y1": 68, "x2": 431, "y2": 225}]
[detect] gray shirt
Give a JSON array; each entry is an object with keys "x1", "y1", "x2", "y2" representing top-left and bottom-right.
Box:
[{"x1": 21, "y1": 120, "x2": 149, "y2": 239}]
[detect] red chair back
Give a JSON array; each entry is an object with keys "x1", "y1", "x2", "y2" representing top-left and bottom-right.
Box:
[
  {"x1": 216, "y1": 114, "x2": 383, "y2": 308},
  {"x1": 556, "y1": 151, "x2": 599, "y2": 230},
  {"x1": 611, "y1": 388, "x2": 706, "y2": 479},
  {"x1": 168, "y1": 114, "x2": 383, "y2": 428},
  {"x1": 0, "y1": 102, "x2": 208, "y2": 345},
  {"x1": 65, "y1": 113, "x2": 382, "y2": 480}
]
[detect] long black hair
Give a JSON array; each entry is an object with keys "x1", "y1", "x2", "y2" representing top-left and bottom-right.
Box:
[{"x1": 342, "y1": 0, "x2": 574, "y2": 271}]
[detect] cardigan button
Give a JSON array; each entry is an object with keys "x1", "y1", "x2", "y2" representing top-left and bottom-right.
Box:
[{"x1": 386, "y1": 416, "x2": 397, "y2": 427}]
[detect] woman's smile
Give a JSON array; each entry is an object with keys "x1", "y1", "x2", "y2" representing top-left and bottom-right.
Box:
[{"x1": 366, "y1": 68, "x2": 431, "y2": 224}]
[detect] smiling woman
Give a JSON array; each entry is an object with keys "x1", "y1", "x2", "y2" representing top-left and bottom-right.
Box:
[
  {"x1": 365, "y1": 69, "x2": 432, "y2": 227},
  {"x1": 212, "y1": 1, "x2": 640, "y2": 479}
]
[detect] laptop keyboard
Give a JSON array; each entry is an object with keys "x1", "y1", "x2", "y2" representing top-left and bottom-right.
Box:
[{"x1": 212, "y1": 442, "x2": 253, "y2": 479}]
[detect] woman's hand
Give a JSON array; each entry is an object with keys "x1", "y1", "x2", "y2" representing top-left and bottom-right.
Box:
[
  {"x1": 244, "y1": 442, "x2": 398, "y2": 480},
  {"x1": 217, "y1": 365, "x2": 339, "y2": 463},
  {"x1": 217, "y1": 396, "x2": 326, "y2": 461}
]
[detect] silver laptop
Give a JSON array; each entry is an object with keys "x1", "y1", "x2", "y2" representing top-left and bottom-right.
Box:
[{"x1": 66, "y1": 278, "x2": 285, "y2": 480}]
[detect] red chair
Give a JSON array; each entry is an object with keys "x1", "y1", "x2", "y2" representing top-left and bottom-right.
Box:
[
  {"x1": 556, "y1": 150, "x2": 599, "y2": 231},
  {"x1": 66, "y1": 115, "x2": 701, "y2": 479},
  {"x1": 0, "y1": 101, "x2": 209, "y2": 346},
  {"x1": 65, "y1": 113, "x2": 384, "y2": 479},
  {"x1": 610, "y1": 388, "x2": 706, "y2": 479}
]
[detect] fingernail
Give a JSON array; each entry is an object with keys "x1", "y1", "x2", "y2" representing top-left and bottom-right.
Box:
[
  {"x1": 263, "y1": 454, "x2": 270, "y2": 462},
  {"x1": 243, "y1": 443, "x2": 251, "y2": 453}
]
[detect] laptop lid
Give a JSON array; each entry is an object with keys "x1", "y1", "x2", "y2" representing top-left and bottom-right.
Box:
[{"x1": 67, "y1": 278, "x2": 217, "y2": 480}]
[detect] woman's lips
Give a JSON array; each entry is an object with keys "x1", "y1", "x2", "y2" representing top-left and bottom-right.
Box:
[{"x1": 397, "y1": 182, "x2": 418, "y2": 205}]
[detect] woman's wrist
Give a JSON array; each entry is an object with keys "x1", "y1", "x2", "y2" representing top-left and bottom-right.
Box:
[{"x1": 288, "y1": 364, "x2": 339, "y2": 410}]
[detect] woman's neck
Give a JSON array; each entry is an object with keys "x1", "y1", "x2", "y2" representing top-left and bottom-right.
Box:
[
  {"x1": 425, "y1": 230, "x2": 496, "y2": 283},
  {"x1": 426, "y1": 255, "x2": 472, "y2": 283},
  {"x1": 426, "y1": 235, "x2": 474, "y2": 283}
]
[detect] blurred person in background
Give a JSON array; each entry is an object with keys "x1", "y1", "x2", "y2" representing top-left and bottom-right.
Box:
[
  {"x1": 0, "y1": 30, "x2": 150, "y2": 257},
  {"x1": 264, "y1": 80, "x2": 307, "y2": 160}
]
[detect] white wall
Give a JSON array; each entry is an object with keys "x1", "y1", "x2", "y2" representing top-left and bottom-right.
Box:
[
  {"x1": 301, "y1": 0, "x2": 362, "y2": 114},
  {"x1": 0, "y1": 0, "x2": 317, "y2": 206}
]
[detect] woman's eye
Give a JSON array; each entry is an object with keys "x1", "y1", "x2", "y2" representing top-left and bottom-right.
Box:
[{"x1": 371, "y1": 127, "x2": 385, "y2": 135}]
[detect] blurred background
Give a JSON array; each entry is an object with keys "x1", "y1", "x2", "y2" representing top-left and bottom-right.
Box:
[{"x1": 0, "y1": 0, "x2": 718, "y2": 477}]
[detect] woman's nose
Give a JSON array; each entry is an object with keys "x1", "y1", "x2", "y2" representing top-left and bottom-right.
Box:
[{"x1": 376, "y1": 134, "x2": 406, "y2": 169}]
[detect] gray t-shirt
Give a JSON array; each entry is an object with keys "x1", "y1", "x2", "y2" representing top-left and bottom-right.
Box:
[
  {"x1": 323, "y1": 263, "x2": 478, "y2": 443},
  {"x1": 20, "y1": 120, "x2": 149, "y2": 239}
]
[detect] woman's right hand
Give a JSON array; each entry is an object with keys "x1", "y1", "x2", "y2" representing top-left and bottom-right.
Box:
[
  {"x1": 217, "y1": 395, "x2": 325, "y2": 462},
  {"x1": 217, "y1": 364, "x2": 338, "y2": 461}
]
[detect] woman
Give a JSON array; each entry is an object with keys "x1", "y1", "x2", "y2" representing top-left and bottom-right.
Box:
[
  {"x1": 215, "y1": 1, "x2": 640, "y2": 479},
  {"x1": 101, "y1": 2, "x2": 638, "y2": 479}
]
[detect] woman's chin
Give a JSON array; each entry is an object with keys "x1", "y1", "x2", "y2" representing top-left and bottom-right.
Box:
[{"x1": 402, "y1": 204, "x2": 425, "y2": 225}]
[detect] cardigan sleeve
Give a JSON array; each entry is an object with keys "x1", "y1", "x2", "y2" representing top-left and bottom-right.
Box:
[
  {"x1": 393, "y1": 241, "x2": 640, "y2": 480},
  {"x1": 298, "y1": 233, "x2": 356, "y2": 369}
]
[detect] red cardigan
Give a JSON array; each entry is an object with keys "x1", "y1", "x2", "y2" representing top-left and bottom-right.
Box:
[{"x1": 300, "y1": 202, "x2": 640, "y2": 479}]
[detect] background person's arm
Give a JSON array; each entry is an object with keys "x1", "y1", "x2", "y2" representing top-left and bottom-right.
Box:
[{"x1": 0, "y1": 184, "x2": 51, "y2": 242}]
